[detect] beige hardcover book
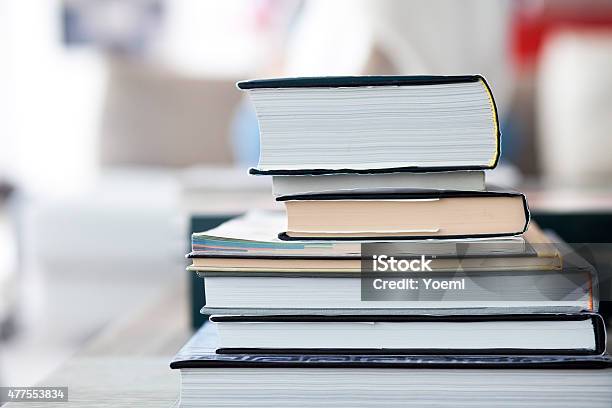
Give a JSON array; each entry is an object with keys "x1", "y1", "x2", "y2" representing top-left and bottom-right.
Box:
[{"x1": 278, "y1": 190, "x2": 529, "y2": 239}]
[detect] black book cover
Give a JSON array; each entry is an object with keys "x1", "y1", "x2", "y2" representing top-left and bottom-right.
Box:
[
  {"x1": 170, "y1": 322, "x2": 612, "y2": 370},
  {"x1": 237, "y1": 75, "x2": 482, "y2": 90},
  {"x1": 210, "y1": 313, "x2": 607, "y2": 356}
]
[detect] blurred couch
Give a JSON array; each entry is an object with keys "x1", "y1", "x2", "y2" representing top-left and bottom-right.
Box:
[{"x1": 100, "y1": 57, "x2": 240, "y2": 167}]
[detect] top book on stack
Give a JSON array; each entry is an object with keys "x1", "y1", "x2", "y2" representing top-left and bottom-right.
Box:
[{"x1": 238, "y1": 75, "x2": 499, "y2": 175}]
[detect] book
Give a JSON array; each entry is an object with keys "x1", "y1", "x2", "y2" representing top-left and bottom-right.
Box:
[
  {"x1": 189, "y1": 223, "x2": 558, "y2": 273},
  {"x1": 276, "y1": 190, "x2": 529, "y2": 240},
  {"x1": 178, "y1": 73, "x2": 610, "y2": 408},
  {"x1": 189, "y1": 212, "x2": 559, "y2": 272},
  {"x1": 239, "y1": 75, "x2": 500, "y2": 175},
  {"x1": 211, "y1": 313, "x2": 606, "y2": 355},
  {"x1": 189, "y1": 253, "x2": 560, "y2": 272},
  {"x1": 170, "y1": 324, "x2": 612, "y2": 408},
  {"x1": 196, "y1": 267, "x2": 595, "y2": 313},
  {"x1": 192, "y1": 224, "x2": 597, "y2": 326},
  {"x1": 190, "y1": 210, "x2": 530, "y2": 258},
  {"x1": 271, "y1": 171, "x2": 485, "y2": 197}
]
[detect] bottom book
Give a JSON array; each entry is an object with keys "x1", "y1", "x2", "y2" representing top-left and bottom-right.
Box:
[{"x1": 170, "y1": 323, "x2": 612, "y2": 408}]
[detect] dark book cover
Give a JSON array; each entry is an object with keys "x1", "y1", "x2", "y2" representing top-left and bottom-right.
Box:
[
  {"x1": 171, "y1": 322, "x2": 612, "y2": 370},
  {"x1": 210, "y1": 313, "x2": 606, "y2": 356}
]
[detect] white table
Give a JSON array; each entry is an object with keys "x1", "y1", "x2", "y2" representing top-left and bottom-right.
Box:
[{"x1": 5, "y1": 282, "x2": 191, "y2": 408}]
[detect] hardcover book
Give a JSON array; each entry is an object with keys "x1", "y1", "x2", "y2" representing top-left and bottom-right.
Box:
[
  {"x1": 210, "y1": 313, "x2": 606, "y2": 355},
  {"x1": 239, "y1": 75, "x2": 500, "y2": 174},
  {"x1": 276, "y1": 189, "x2": 529, "y2": 240},
  {"x1": 196, "y1": 266, "x2": 596, "y2": 313},
  {"x1": 170, "y1": 324, "x2": 612, "y2": 408}
]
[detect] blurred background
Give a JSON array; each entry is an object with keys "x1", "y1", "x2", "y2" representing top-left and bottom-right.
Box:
[{"x1": 1, "y1": 0, "x2": 612, "y2": 389}]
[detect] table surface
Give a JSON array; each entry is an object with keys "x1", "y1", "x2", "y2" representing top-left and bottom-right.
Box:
[{"x1": 5, "y1": 282, "x2": 191, "y2": 408}]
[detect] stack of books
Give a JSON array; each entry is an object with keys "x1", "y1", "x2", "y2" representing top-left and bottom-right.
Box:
[{"x1": 171, "y1": 76, "x2": 612, "y2": 407}]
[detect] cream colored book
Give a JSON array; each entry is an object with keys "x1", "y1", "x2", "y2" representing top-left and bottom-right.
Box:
[{"x1": 278, "y1": 190, "x2": 529, "y2": 240}]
